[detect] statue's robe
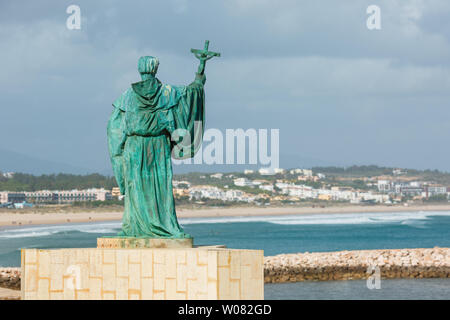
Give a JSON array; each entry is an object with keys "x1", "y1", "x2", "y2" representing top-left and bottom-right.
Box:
[{"x1": 107, "y1": 75, "x2": 204, "y2": 238}]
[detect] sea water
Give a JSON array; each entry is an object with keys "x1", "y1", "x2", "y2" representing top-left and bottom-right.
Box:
[
  {"x1": 264, "y1": 278, "x2": 450, "y2": 299},
  {"x1": 1, "y1": 210, "x2": 449, "y2": 299}
]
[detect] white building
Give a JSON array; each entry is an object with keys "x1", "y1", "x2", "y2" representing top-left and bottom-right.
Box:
[
  {"x1": 283, "y1": 185, "x2": 316, "y2": 198},
  {"x1": 259, "y1": 184, "x2": 274, "y2": 192},
  {"x1": 275, "y1": 182, "x2": 289, "y2": 190},
  {"x1": 393, "y1": 168, "x2": 406, "y2": 176},
  {"x1": 251, "y1": 180, "x2": 264, "y2": 186},
  {"x1": 56, "y1": 188, "x2": 112, "y2": 202},
  {"x1": 189, "y1": 186, "x2": 255, "y2": 203},
  {"x1": 0, "y1": 192, "x2": 26, "y2": 204},
  {"x1": 233, "y1": 177, "x2": 253, "y2": 187},
  {"x1": 377, "y1": 180, "x2": 393, "y2": 192},
  {"x1": 304, "y1": 169, "x2": 313, "y2": 177},
  {"x1": 2, "y1": 172, "x2": 14, "y2": 178},
  {"x1": 426, "y1": 185, "x2": 447, "y2": 196},
  {"x1": 25, "y1": 188, "x2": 112, "y2": 203},
  {"x1": 258, "y1": 168, "x2": 271, "y2": 175},
  {"x1": 24, "y1": 190, "x2": 54, "y2": 203},
  {"x1": 210, "y1": 173, "x2": 223, "y2": 179},
  {"x1": 189, "y1": 186, "x2": 221, "y2": 200},
  {"x1": 349, "y1": 191, "x2": 389, "y2": 203}
]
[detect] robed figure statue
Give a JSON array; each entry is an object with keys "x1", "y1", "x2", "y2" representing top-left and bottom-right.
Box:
[{"x1": 107, "y1": 55, "x2": 207, "y2": 239}]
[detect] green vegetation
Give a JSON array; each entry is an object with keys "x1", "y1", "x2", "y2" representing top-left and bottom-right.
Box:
[
  {"x1": 71, "y1": 199, "x2": 124, "y2": 207},
  {"x1": 187, "y1": 198, "x2": 246, "y2": 207},
  {"x1": 296, "y1": 180, "x2": 322, "y2": 189},
  {"x1": 328, "y1": 179, "x2": 371, "y2": 191},
  {"x1": 1, "y1": 165, "x2": 449, "y2": 199},
  {"x1": 312, "y1": 165, "x2": 393, "y2": 177},
  {"x1": 174, "y1": 195, "x2": 190, "y2": 205},
  {"x1": 0, "y1": 173, "x2": 117, "y2": 191},
  {"x1": 424, "y1": 194, "x2": 449, "y2": 203},
  {"x1": 313, "y1": 165, "x2": 450, "y2": 185}
]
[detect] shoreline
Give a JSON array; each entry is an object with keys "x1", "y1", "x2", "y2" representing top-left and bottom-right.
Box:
[{"x1": 0, "y1": 204, "x2": 450, "y2": 227}]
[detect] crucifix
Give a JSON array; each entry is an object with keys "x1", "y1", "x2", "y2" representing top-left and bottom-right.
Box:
[{"x1": 191, "y1": 40, "x2": 221, "y2": 75}]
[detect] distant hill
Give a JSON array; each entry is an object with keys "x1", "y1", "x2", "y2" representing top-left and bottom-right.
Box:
[
  {"x1": 1, "y1": 164, "x2": 449, "y2": 192},
  {"x1": 172, "y1": 153, "x2": 341, "y2": 174},
  {"x1": 0, "y1": 172, "x2": 117, "y2": 192},
  {"x1": 0, "y1": 148, "x2": 91, "y2": 175}
]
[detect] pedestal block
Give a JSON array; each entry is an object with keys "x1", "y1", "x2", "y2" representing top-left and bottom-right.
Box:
[
  {"x1": 97, "y1": 237, "x2": 193, "y2": 249},
  {"x1": 21, "y1": 247, "x2": 264, "y2": 300}
]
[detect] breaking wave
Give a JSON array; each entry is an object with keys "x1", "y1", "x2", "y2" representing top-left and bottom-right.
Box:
[
  {"x1": 0, "y1": 211, "x2": 449, "y2": 239},
  {"x1": 179, "y1": 211, "x2": 450, "y2": 226},
  {"x1": 0, "y1": 221, "x2": 121, "y2": 239}
]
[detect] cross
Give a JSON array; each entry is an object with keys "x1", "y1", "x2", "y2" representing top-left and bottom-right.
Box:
[{"x1": 190, "y1": 40, "x2": 220, "y2": 75}]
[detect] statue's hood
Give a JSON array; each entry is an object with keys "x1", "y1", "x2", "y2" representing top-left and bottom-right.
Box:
[
  {"x1": 131, "y1": 77, "x2": 162, "y2": 106},
  {"x1": 113, "y1": 76, "x2": 181, "y2": 112},
  {"x1": 130, "y1": 77, "x2": 181, "y2": 111}
]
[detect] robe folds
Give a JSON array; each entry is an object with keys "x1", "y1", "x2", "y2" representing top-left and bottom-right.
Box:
[{"x1": 107, "y1": 75, "x2": 205, "y2": 238}]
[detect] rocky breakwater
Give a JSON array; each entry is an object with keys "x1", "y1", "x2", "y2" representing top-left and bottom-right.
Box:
[
  {"x1": 0, "y1": 268, "x2": 21, "y2": 290},
  {"x1": 264, "y1": 248, "x2": 450, "y2": 283},
  {"x1": 1, "y1": 248, "x2": 449, "y2": 289}
]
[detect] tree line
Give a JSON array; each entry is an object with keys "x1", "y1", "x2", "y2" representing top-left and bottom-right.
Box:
[{"x1": 0, "y1": 172, "x2": 118, "y2": 191}]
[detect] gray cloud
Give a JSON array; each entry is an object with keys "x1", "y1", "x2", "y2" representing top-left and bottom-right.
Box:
[{"x1": 0, "y1": 0, "x2": 449, "y2": 172}]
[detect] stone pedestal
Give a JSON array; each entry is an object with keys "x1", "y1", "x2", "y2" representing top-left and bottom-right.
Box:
[
  {"x1": 21, "y1": 247, "x2": 264, "y2": 300},
  {"x1": 97, "y1": 237, "x2": 193, "y2": 249}
]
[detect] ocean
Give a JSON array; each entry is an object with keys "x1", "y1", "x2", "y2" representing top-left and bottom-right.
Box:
[
  {"x1": 264, "y1": 278, "x2": 450, "y2": 300},
  {"x1": 1, "y1": 210, "x2": 449, "y2": 299}
]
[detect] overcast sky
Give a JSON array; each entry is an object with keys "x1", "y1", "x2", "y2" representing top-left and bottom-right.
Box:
[{"x1": 0, "y1": 0, "x2": 449, "y2": 173}]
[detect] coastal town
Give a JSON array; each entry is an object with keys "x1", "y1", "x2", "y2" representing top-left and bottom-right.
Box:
[{"x1": 1, "y1": 166, "x2": 449, "y2": 209}]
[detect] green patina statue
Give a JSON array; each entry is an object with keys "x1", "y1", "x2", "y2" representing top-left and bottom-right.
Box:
[{"x1": 107, "y1": 41, "x2": 220, "y2": 239}]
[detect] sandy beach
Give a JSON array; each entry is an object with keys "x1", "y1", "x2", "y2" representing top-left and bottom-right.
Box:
[{"x1": 0, "y1": 204, "x2": 449, "y2": 227}]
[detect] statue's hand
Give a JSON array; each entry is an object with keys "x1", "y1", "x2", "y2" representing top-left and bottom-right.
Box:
[{"x1": 195, "y1": 72, "x2": 206, "y2": 85}]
